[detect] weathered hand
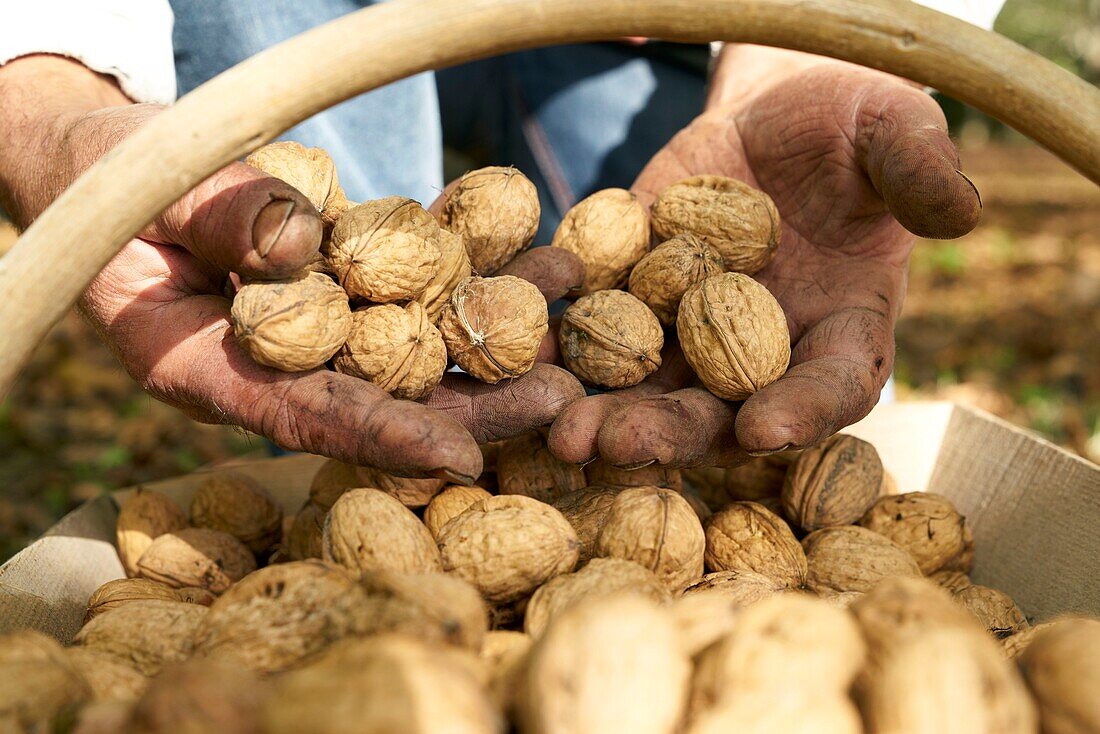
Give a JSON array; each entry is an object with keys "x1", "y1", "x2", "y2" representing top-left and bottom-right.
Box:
[{"x1": 550, "y1": 57, "x2": 981, "y2": 468}]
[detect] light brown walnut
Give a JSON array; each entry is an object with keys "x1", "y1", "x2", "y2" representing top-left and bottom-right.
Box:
[
  {"x1": 559, "y1": 289, "x2": 663, "y2": 389},
  {"x1": 551, "y1": 188, "x2": 649, "y2": 294},
  {"x1": 438, "y1": 166, "x2": 540, "y2": 275},
  {"x1": 628, "y1": 234, "x2": 725, "y2": 325}
]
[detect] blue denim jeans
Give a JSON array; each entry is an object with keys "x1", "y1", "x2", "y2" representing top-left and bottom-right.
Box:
[{"x1": 170, "y1": 0, "x2": 706, "y2": 234}]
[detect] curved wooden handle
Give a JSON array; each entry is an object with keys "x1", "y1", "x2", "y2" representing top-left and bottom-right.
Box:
[{"x1": 1, "y1": 0, "x2": 1098, "y2": 397}]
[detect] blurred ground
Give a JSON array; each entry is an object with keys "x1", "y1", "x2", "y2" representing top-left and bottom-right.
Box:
[{"x1": 1, "y1": 137, "x2": 1097, "y2": 561}]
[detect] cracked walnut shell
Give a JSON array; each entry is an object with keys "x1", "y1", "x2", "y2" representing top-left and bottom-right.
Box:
[
  {"x1": 322, "y1": 488, "x2": 442, "y2": 575},
  {"x1": 231, "y1": 271, "x2": 352, "y2": 372},
  {"x1": 860, "y1": 491, "x2": 969, "y2": 573},
  {"x1": 559, "y1": 289, "x2": 663, "y2": 389},
  {"x1": 325, "y1": 197, "x2": 441, "y2": 302},
  {"x1": 628, "y1": 234, "x2": 726, "y2": 325},
  {"x1": 551, "y1": 188, "x2": 649, "y2": 294},
  {"x1": 783, "y1": 434, "x2": 883, "y2": 532},
  {"x1": 333, "y1": 301, "x2": 447, "y2": 400},
  {"x1": 438, "y1": 166, "x2": 540, "y2": 275},
  {"x1": 190, "y1": 471, "x2": 283, "y2": 555},
  {"x1": 650, "y1": 175, "x2": 780, "y2": 274},
  {"x1": 439, "y1": 275, "x2": 548, "y2": 383},
  {"x1": 678, "y1": 272, "x2": 790, "y2": 401}
]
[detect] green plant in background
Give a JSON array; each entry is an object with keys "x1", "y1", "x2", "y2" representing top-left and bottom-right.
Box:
[{"x1": 997, "y1": 0, "x2": 1099, "y2": 83}]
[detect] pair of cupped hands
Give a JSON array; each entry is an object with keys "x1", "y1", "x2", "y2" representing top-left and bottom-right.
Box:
[{"x1": 31, "y1": 55, "x2": 980, "y2": 485}]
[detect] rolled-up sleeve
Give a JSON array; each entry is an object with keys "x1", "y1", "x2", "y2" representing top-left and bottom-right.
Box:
[{"x1": 0, "y1": 0, "x2": 176, "y2": 104}]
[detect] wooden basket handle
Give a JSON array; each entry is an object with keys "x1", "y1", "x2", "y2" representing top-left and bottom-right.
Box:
[{"x1": 1, "y1": 0, "x2": 1097, "y2": 398}]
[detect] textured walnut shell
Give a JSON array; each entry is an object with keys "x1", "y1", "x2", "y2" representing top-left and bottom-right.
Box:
[
  {"x1": 193, "y1": 560, "x2": 365, "y2": 674},
  {"x1": 438, "y1": 166, "x2": 540, "y2": 275},
  {"x1": 585, "y1": 458, "x2": 682, "y2": 490},
  {"x1": 416, "y1": 228, "x2": 473, "y2": 321},
  {"x1": 189, "y1": 472, "x2": 283, "y2": 555},
  {"x1": 73, "y1": 600, "x2": 208, "y2": 676},
  {"x1": 559, "y1": 289, "x2": 663, "y2": 389},
  {"x1": 231, "y1": 271, "x2": 352, "y2": 372},
  {"x1": 803, "y1": 526, "x2": 921, "y2": 594},
  {"x1": 551, "y1": 188, "x2": 649, "y2": 294},
  {"x1": 86, "y1": 578, "x2": 205, "y2": 623},
  {"x1": 308, "y1": 458, "x2": 444, "y2": 510},
  {"x1": 439, "y1": 275, "x2": 548, "y2": 383},
  {"x1": 136, "y1": 528, "x2": 256, "y2": 592},
  {"x1": 703, "y1": 501, "x2": 807, "y2": 588},
  {"x1": 481, "y1": 631, "x2": 532, "y2": 715},
  {"x1": 942, "y1": 522, "x2": 976, "y2": 573},
  {"x1": 438, "y1": 495, "x2": 580, "y2": 604},
  {"x1": 422, "y1": 485, "x2": 494, "y2": 538},
  {"x1": 595, "y1": 486, "x2": 705, "y2": 592},
  {"x1": 930, "y1": 568, "x2": 973, "y2": 594},
  {"x1": 691, "y1": 595, "x2": 865, "y2": 715},
  {"x1": 0, "y1": 630, "x2": 91, "y2": 731},
  {"x1": 682, "y1": 569, "x2": 787, "y2": 604},
  {"x1": 497, "y1": 431, "x2": 586, "y2": 504},
  {"x1": 116, "y1": 488, "x2": 189, "y2": 578},
  {"x1": 650, "y1": 175, "x2": 780, "y2": 274},
  {"x1": 64, "y1": 648, "x2": 148, "y2": 703},
  {"x1": 677, "y1": 273, "x2": 790, "y2": 400},
  {"x1": 324, "y1": 197, "x2": 441, "y2": 302},
  {"x1": 551, "y1": 486, "x2": 621, "y2": 564},
  {"x1": 244, "y1": 141, "x2": 347, "y2": 225},
  {"x1": 333, "y1": 302, "x2": 447, "y2": 399},
  {"x1": 861, "y1": 626, "x2": 1037, "y2": 734},
  {"x1": 265, "y1": 634, "x2": 500, "y2": 734},
  {"x1": 519, "y1": 593, "x2": 690, "y2": 734},
  {"x1": 681, "y1": 466, "x2": 730, "y2": 511},
  {"x1": 859, "y1": 491, "x2": 968, "y2": 573},
  {"x1": 672, "y1": 588, "x2": 743, "y2": 658},
  {"x1": 1001, "y1": 621, "x2": 1055, "y2": 660},
  {"x1": 126, "y1": 658, "x2": 266, "y2": 734},
  {"x1": 322, "y1": 488, "x2": 442, "y2": 575},
  {"x1": 690, "y1": 691, "x2": 862, "y2": 734},
  {"x1": 628, "y1": 234, "x2": 726, "y2": 325},
  {"x1": 356, "y1": 571, "x2": 488, "y2": 651},
  {"x1": 953, "y1": 584, "x2": 1029, "y2": 639},
  {"x1": 723, "y1": 453, "x2": 793, "y2": 501},
  {"x1": 1018, "y1": 617, "x2": 1100, "y2": 734},
  {"x1": 286, "y1": 501, "x2": 325, "y2": 560},
  {"x1": 783, "y1": 435, "x2": 883, "y2": 532},
  {"x1": 524, "y1": 557, "x2": 670, "y2": 637}
]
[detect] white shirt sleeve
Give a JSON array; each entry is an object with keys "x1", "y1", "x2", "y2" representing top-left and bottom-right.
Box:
[{"x1": 0, "y1": 0, "x2": 176, "y2": 104}]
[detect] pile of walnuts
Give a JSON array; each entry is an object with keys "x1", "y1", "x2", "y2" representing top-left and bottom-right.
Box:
[
  {"x1": 229, "y1": 143, "x2": 793, "y2": 401},
  {"x1": 4, "y1": 436, "x2": 1097, "y2": 734}
]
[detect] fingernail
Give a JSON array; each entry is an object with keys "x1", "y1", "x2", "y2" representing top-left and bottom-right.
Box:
[
  {"x1": 614, "y1": 459, "x2": 658, "y2": 470},
  {"x1": 746, "y1": 443, "x2": 794, "y2": 458},
  {"x1": 253, "y1": 199, "x2": 296, "y2": 258},
  {"x1": 955, "y1": 169, "x2": 983, "y2": 210},
  {"x1": 432, "y1": 468, "x2": 477, "y2": 486},
  {"x1": 577, "y1": 455, "x2": 600, "y2": 468}
]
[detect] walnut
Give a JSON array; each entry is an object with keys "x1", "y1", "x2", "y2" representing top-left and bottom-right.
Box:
[
  {"x1": 189, "y1": 472, "x2": 283, "y2": 555},
  {"x1": 953, "y1": 585, "x2": 1029, "y2": 639},
  {"x1": 650, "y1": 175, "x2": 780, "y2": 273},
  {"x1": 585, "y1": 458, "x2": 682, "y2": 490},
  {"x1": 115, "y1": 488, "x2": 188, "y2": 578},
  {"x1": 332, "y1": 302, "x2": 447, "y2": 399},
  {"x1": 438, "y1": 166, "x2": 540, "y2": 274},
  {"x1": 285, "y1": 501, "x2": 325, "y2": 560},
  {"x1": 265, "y1": 634, "x2": 500, "y2": 734},
  {"x1": 677, "y1": 273, "x2": 790, "y2": 400},
  {"x1": 136, "y1": 528, "x2": 256, "y2": 593},
  {"x1": 628, "y1": 234, "x2": 726, "y2": 325},
  {"x1": 681, "y1": 466, "x2": 730, "y2": 510},
  {"x1": 559, "y1": 289, "x2": 663, "y2": 389},
  {"x1": 595, "y1": 486, "x2": 705, "y2": 592},
  {"x1": 1018, "y1": 617, "x2": 1100, "y2": 734},
  {"x1": 415, "y1": 228, "x2": 473, "y2": 321},
  {"x1": 551, "y1": 486, "x2": 621, "y2": 564},
  {"x1": 496, "y1": 430, "x2": 586, "y2": 504},
  {"x1": 682, "y1": 490, "x2": 714, "y2": 524},
  {"x1": 437, "y1": 495, "x2": 580, "y2": 604},
  {"x1": 355, "y1": 571, "x2": 489, "y2": 651},
  {"x1": 518, "y1": 593, "x2": 689, "y2": 734},
  {"x1": 63, "y1": 648, "x2": 148, "y2": 703},
  {"x1": 125, "y1": 658, "x2": 266, "y2": 734},
  {"x1": 324, "y1": 197, "x2": 441, "y2": 302},
  {"x1": 421, "y1": 485, "x2": 493, "y2": 538},
  {"x1": 73, "y1": 600, "x2": 207, "y2": 676},
  {"x1": 682, "y1": 569, "x2": 787, "y2": 604},
  {"x1": 245, "y1": 141, "x2": 348, "y2": 227},
  {"x1": 231, "y1": 271, "x2": 352, "y2": 372},
  {"x1": 783, "y1": 435, "x2": 883, "y2": 532},
  {"x1": 929, "y1": 568, "x2": 973, "y2": 594},
  {"x1": 690, "y1": 691, "x2": 861, "y2": 734},
  {"x1": 308, "y1": 458, "x2": 444, "y2": 510},
  {"x1": 193, "y1": 560, "x2": 365, "y2": 674},
  {"x1": 1001, "y1": 621, "x2": 1054, "y2": 660},
  {"x1": 942, "y1": 522, "x2": 976, "y2": 573},
  {"x1": 322, "y1": 488, "x2": 441, "y2": 575},
  {"x1": 703, "y1": 501, "x2": 807, "y2": 588},
  {"x1": 859, "y1": 492, "x2": 969, "y2": 573},
  {"x1": 723, "y1": 453, "x2": 794, "y2": 501},
  {"x1": 85, "y1": 578, "x2": 206, "y2": 623},
  {"x1": 481, "y1": 631, "x2": 532, "y2": 715},
  {"x1": 861, "y1": 627, "x2": 1037, "y2": 734},
  {"x1": 0, "y1": 630, "x2": 91, "y2": 730},
  {"x1": 802, "y1": 526, "x2": 921, "y2": 594},
  {"x1": 524, "y1": 557, "x2": 670, "y2": 637},
  {"x1": 551, "y1": 188, "x2": 649, "y2": 294},
  {"x1": 438, "y1": 275, "x2": 548, "y2": 383}
]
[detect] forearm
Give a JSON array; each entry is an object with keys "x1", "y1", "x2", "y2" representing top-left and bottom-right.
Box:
[{"x1": 0, "y1": 54, "x2": 132, "y2": 226}]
